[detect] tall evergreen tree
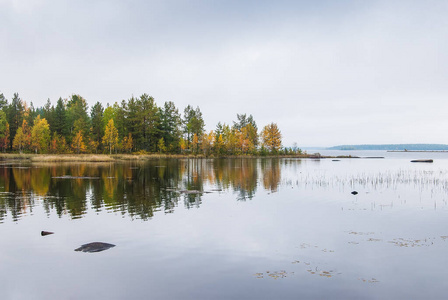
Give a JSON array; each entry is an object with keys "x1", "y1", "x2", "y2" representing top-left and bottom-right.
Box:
[
  {"x1": 138, "y1": 94, "x2": 159, "y2": 151},
  {"x1": 126, "y1": 96, "x2": 140, "y2": 150},
  {"x1": 7, "y1": 93, "x2": 23, "y2": 149},
  {"x1": 0, "y1": 111, "x2": 9, "y2": 152},
  {"x1": 66, "y1": 94, "x2": 90, "y2": 140},
  {"x1": 54, "y1": 98, "x2": 68, "y2": 137},
  {"x1": 42, "y1": 99, "x2": 55, "y2": 132},
  {"x1": 183, "y1": 105, "x2": 205, "y2": 148},
  {"x1": 159, "y1": 101, "x2": 181, "y2": 152},
  {"x1": 91, "y1": 101, "x2": 104, "y2": 150},
  {"x1": 0, "y1": 93, "x2": 7, "y2": 111},
  {"x1": 114, "y1": 100, "x2": 127, "y2": 139}
]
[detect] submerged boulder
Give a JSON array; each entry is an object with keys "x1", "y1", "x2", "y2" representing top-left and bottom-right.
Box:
[{"x1": 75, "y1": 242, "x2": 116, "y2": 253}]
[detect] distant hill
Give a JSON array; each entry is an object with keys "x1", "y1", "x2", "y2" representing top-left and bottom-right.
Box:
[{"x1": 327, "y1": 144, "x2": 448, "y2": 151}]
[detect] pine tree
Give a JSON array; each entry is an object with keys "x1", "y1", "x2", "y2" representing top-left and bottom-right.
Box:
[
  {"x1": 91, "y1": 101, "x2": 104, "y2": 151},
  {"x1": 183, "y1": 105, "x2": 205, "y2": 148},
  {"x1": 54, "y1": 98, "x2": 68, "y2": 136},
  {"x1": 67, "y1": 94, "x2": 90, "y2": 140},
  {"x1": 7, "y1": 93, "x2": 23, "y2": 149},
  {"x1": 159, "y1": 101, "x2": 181, "y2": 152},
  {"x1": 0, "y1": 111, "x2": 9, "y2": 152}
]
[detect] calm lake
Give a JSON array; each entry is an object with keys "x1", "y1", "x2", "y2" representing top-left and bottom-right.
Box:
[{"x1": 1, "y1": 152, "x2": 448, "y2": 299}]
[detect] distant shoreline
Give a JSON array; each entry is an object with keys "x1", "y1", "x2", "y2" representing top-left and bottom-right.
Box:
[
  {"x1": 327, "y1": 144, "x2": 448, "y2": 151},
  {"x1": 387, "y1": 150, "x2": 448, "y2": 153}
]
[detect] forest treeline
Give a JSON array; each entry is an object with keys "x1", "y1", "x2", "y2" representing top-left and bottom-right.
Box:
[{"x1": 0, "y1": 93, "x2": 301, "y2": 156}]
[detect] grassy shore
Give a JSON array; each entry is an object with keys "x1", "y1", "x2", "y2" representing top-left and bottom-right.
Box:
[
  {"x1": 0, "y1": 153, "x2": 191, "y2": 162},
  {"x1": 0, "y1": 153, "x2": 321, "y2": 162}
]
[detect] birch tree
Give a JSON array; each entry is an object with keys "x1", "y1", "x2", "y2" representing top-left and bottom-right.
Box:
[
  {"x1": 31, "y1": 116, "x2": 51, "y2": 153},
  {"x1": 103, "y1": 119, "x2": 119, "y2": 154}
]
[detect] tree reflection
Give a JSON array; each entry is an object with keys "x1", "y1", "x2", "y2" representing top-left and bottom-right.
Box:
[
  {"x1": 0, "y1": 158, "x2": 285, "y2": 222},
  {"x1": 213, "y1": 159, "x2": 258, "y2": 200},
  {"x1": 261, "y1": 159, "x2": 281, "y2": 192}
]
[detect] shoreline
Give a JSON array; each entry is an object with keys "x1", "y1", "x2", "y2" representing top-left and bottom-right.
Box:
[{"x1": 0, "y1": 153, "x2": 362, "y2": 162}]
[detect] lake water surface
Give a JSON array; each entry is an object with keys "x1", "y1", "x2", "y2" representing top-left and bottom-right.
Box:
[{"x1": 1, "y1": 153, "x2": 448, "y2": 299}]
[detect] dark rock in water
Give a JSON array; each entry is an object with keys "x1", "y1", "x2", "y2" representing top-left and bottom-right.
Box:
[
  {"x1": 351, "y1": 191, "x2": 358, "y2": 195},
  {"x1": 411, "y1": 159, "x2": 433, "y2": 163},
  {"x1": 41, "y1": 231, "x2": 54, "y2": 236},
  {"x1": 75, "y1": 242, "x2": 116, "y2": 253}
]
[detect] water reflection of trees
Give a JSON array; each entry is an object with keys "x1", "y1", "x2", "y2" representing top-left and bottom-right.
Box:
[
  {"x1": 0, "y1": 158, "x2": 284, "y2": 222},
  {"x1": 213, "y1": 159, "x2": 258, "y2": 200},
  {"x1": 260, "y1": 159, "x2": 281, "y2": 192}
]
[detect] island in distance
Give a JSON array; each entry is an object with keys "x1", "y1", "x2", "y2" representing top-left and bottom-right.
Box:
[{"x1": 326, "y1": 144, "x2": 448, "y2": 151}]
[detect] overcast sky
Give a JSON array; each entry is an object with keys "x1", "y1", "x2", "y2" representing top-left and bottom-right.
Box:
[{"x1": 1, "y1": 0, "x2": 447, "y2": 147}]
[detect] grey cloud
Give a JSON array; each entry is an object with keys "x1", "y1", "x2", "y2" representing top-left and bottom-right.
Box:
[{"x1": 1, "y1": 0, "x2": 447, "y2": 146}]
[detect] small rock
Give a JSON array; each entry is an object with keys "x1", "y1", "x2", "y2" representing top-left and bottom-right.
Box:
[{"x1": 75, "y1": 242, "x2": 116, "y2": 253}]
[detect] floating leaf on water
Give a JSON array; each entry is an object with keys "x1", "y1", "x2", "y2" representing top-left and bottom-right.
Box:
[
  {"x1": 305, "y1": 268, "x2": 338, "y2": 278},
  {"x1": 349, "y1": 231, "x2": 375, "y2": 235},
  {"x1": 256, "y1": 270, "x2": 292, "y2": 280},
  {"x1": 321, "y1": 248, "x2": 335, "y2": 252},
  {"x1": 367, "y1": 238, "x2": 382, "y2": 242},
  {"x1": 388, "y1": 237, "x2": 434, "y2": 247},
  {"x1": 359, "y1": 277, "x2": 380, "y2": 283}
]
